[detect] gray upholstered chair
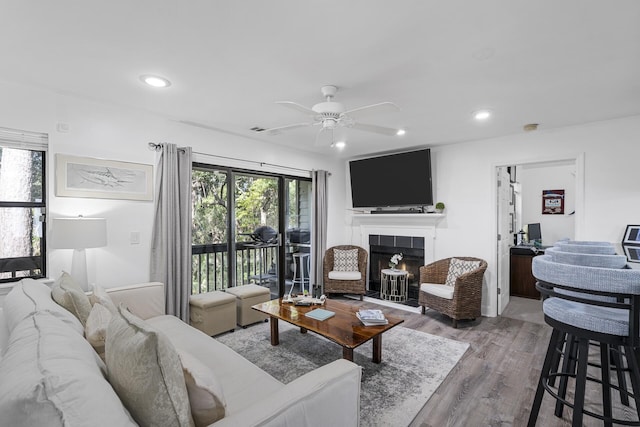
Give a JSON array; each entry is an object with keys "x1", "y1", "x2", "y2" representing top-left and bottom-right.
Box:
[
  {"x1": 418, "y1": 257, "x2": 487, "y2": 328},
  {"x1": 528, "y1": 247, "x2": 640, "y2": 426},
  {"x1": 322, "y1": 245, "x2": 368, "y2": 300}
]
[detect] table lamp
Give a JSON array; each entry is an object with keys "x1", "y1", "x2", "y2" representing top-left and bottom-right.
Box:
[{"x1": 52, "y1": 216, "x2": 107, "y2": 291}]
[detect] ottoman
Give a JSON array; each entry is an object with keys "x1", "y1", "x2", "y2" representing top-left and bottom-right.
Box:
[
  {"x1": 189, "y1": 291, "x2": 236, "y2": 336},
  {"x1": 225, "y1": 284, "x2": 270, "y2": 327}
]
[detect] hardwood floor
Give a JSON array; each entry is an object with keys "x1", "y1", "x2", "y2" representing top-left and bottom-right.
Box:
[{"x1": 335, "y1": 296, "x2": 638, "y2": 427}]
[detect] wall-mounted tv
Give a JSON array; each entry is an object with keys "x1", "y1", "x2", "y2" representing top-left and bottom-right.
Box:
[{"x1": 349, "y1": 149, "x2": 433, "y2": 209}]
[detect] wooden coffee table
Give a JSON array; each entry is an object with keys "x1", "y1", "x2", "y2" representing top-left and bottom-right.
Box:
[{"x1": 251, "y1": 298, "x2": 404, "y2": 364}]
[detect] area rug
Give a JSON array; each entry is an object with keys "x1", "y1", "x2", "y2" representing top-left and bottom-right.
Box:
[{"x1": 217, "y1": 322, "x2": 469, "y2": 426}]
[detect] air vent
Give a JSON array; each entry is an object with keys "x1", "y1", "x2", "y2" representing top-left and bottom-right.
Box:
[{"x1": 250, "y1": 126, "x2": 266, "y2": 132}]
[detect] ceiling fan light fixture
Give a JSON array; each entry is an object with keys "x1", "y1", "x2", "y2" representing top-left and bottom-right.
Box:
[
  {"x1": 473, "y1": 109, "x2": 492, "y2": 121},
  {"x1": 396, "y1": 129, "x2": 406, "y2": 136},
  {"x1": 140, "y1": 74, "x2": 171, "y2": 88}
]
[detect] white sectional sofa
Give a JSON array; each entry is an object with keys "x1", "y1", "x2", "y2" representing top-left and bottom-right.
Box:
[{"x1": 0, "y1": 279, "x2": 362, "y2": 426}]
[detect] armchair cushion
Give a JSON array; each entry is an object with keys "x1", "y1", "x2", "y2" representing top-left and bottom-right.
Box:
[
  {"x1": 333, "y1": 248, "x2": 359, "y2": 271},
  {"x1": 444, "y1": 258, "x2": 481, "y2": 287},
  {"x1": 420, "y1": 283, "x2": 454, "y2": 300},
  {"x1": 328, "y1": 271, "x2": 362, "y2": 281}
]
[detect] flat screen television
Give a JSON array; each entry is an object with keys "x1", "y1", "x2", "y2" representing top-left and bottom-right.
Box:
[{"x1": 349, "y1": 149, "x2": 433, "y2": 209}]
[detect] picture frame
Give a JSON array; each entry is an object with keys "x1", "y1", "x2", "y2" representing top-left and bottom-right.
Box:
[
  {"x1": 55, "y1": 154, "x2": 153, "y2": 201},
  {"x1": 542, "y1": 189, "x2": 565, "y2": 215},
  {"x1": 622, "y1": 245, "x2": 640, "y2": 263},
  {"x1": 622, "y1": 225, "x2": 640, "y2": 263},
  {"x1": 622, "y1": 225, "x2": 640, "y2": 245}
]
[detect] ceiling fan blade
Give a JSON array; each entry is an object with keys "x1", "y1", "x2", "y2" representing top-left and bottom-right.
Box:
[
  {"x1": 343, "y1": 102, "x2": 400, "y2": 119},
  {"x1": 275, "y1": 101, "x2": 316, "y2": 116},
  {"x1": 351, "y1": 122, "x2": 401, "y2": 136},
  {"x1": 263, "y1": 122, "x2": 313, "y2": 135}
]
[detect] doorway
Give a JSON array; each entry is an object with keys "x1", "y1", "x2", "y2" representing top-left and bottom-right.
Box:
[
  {"x1": 495, "y1": 155, "x2": 584, "y2": 315},
  {"x1": 191, "y1": 163, "x2": 312, "y2": 298}
]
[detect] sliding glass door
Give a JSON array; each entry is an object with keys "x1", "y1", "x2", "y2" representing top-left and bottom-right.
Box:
[{"x1": 192, "y1": 163, "x2": 311, "y2": 298}]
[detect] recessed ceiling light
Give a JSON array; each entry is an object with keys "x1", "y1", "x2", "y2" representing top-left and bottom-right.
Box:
[
  {"x1": 396, "y1": 129, "x2": 406, "y2": 136},
  {"x1": 473, "y1": 110, "x2": 492, "y2": 121},
  {"x1": 332, "y1": 141, "x2": 346, "y2": 149},
  {"x1": 140, "y1": 75, "x2": 171, "y2": 88}
]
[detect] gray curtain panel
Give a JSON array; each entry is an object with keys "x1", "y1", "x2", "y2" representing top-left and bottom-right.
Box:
[
  {"x1": 312, "y1": 170, "x2": 328, "y2": 292},
  {"x1": 150, "y1": 143, "x2": 193, "y2": 322}
]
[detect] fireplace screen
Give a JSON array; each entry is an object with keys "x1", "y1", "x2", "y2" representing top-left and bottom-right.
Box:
[{"x1": 369, "y1": 245, "x2": 423, "y2": 301}]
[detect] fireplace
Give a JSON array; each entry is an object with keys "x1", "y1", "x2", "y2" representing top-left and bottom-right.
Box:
[{"x1": 368, "y1": 234, "x2": 424, "y2": 301}]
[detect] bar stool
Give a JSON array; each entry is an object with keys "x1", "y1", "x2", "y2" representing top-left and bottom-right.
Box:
[
  {"x1": 292, "y1": 252, "x2": 310, "y2": 294},
  {"x1": 528, "y1": 253, "x2": 640, "y2": 427},
  {"x1": 543, "y1": 244, "x2": 631, "y2": 416}
]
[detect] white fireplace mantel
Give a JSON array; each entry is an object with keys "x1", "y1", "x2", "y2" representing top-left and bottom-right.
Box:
[
  {"x1": 351, "y1": 213, "x2": 445, "y2": 227},
  {"x1": 350, "y1": 213, "x2": 445, "y2": 265}
]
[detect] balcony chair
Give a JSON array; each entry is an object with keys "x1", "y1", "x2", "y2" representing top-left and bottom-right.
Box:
[
  {"x1": 322, "y1": 245, "x2": 368, "y2": 301},
  {"x1": 418, "y1": 257, "x2": 487, "y2": 328},
  {"x1": 528, "y1": 249, "x2": 640, "y2": 426}
]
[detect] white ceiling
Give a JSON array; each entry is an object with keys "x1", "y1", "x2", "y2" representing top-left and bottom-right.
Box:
[{"x1": 1, "y1": 1, "x2": 639, "y2": 158}]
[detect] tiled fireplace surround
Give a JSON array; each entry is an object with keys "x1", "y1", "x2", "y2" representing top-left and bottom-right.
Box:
[{"x1": 351, "y1": 214, "x2": 441, "y2": 305}]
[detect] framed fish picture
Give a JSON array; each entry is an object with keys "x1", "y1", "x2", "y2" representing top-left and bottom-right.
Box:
[{"x1": 55, "y1": 154, "x2": 153, "y2": 201}]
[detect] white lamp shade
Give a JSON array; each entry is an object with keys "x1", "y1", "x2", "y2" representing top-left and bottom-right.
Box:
[{"x1": 52, "y1": 217, "x2": 107, "y2": 249}]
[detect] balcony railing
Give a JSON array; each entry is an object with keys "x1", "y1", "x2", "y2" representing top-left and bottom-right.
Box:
[{"x1": 192, "y1": 242, "x2": 278, "y2": 294}]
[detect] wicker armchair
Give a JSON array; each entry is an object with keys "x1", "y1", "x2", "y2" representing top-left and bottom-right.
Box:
[
  {"x1": 322, "y1": 245, "x2": 368, "y2": 300},
  {"x1": 418, "y1": 257, "x2": 487, "y2": 328}
]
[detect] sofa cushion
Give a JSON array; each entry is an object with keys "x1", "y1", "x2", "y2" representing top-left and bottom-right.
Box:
[
  {"x1": 146, "y1": 315, "x2": 283, "y2": 416},
  {"x1": 444, "y1": 258, "x2": 481, "y2": 287},
  {"x1": 51, "y1": 272, "x2": 92, "y2": 325},
  {"x1": 333, "y1": 248, "x2": 359, "y2": 272},
  {"x1": 106, "y1": 305, "x2": 193, "y2": 427},
  {"x1": 90, "y1": 283, "x2": 117, "y2": 313},
  {"x1": 328, "y1": 271, "x2": 362, "y2": 280},
  {"x1": 0, "y1": 311, "x2": 136, "y2": 426},
  {"x1": 106, "y1": 282, "x2": 165, "y2": 320},
  {"x1": 85, "y1": 302, "x2": 113, "y2": 354},
  {"x1": 3, "y1": 278, "x2": 83, "y2": 335},
  {"x1": 179, "y1": 350, "x2": 227, "y2": 426},
  {"x1": 420, "y1": 283, "x2": 455, "y2": 300}
]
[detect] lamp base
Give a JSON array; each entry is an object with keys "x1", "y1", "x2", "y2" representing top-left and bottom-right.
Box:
[{"x1": 70, "y1": 248, "x2": 89, "y2": 291}]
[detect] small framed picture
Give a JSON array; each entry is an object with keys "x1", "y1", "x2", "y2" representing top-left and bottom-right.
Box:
[
  {"x1": 622, "y1": 245, "x2": 640, "y2": 263},
  {"x1": 622, "y1": 225, "x2": 640, "y2": 245},
  {"x1": 542, "y1": 189, "x2": 565, "y2": 214}
]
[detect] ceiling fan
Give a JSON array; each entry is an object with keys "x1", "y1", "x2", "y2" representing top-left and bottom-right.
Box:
[{"x1": 263, "y1": 85, "x2": 404, "y2": 144}]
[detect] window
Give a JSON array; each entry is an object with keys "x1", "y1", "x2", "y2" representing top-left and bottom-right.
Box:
[{"x1": 0, "y1": 127, "x2": 48, "y2": 282}]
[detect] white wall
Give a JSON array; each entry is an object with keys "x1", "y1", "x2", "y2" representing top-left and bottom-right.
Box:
[
  {"x1": 519, "y1": 162, "x2": 576, "y2": 245},
  {"x1": 426, "y1": 115, "x2": 640, "y2": 316},
  {"x1": 4, "y1": 78, "x2": 640, "y2": 316},
  {"x1": 0, "y1": 80, "x2": 345, "y2": 287}
]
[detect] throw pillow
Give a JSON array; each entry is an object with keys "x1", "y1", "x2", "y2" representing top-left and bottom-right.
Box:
[
  {"x1": 85, "y1": 302, "x2": 113, "y2": 354},
  {"x1": 444, "y1": 258, "x2": 482, "y2": 287},
  {"x1": 105, "y1": 305, "x2": 193, "y2": 427},
  {"x1": 179, "y1": 351, "x2": 226, "y2": 426},
  {"x1": 51, "y1": 272, "x2": 92, "y2": 326},
  {"x1": 89, "y1": 284, "x2": 117, "y2": 313},
  {"x1": 333, "y1": 248, "x2": 359, "y2": 272}
]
